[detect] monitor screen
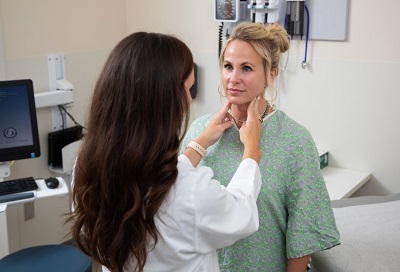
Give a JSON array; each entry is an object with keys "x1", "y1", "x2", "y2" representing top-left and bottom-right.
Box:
[{"x1": 0, "y1": 79, "x2": 41, "y2": 162}]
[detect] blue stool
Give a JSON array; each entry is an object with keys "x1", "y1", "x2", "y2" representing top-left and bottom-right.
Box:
[{"x1": 0, "y1": 244, "x2": 92, "y2": 272}]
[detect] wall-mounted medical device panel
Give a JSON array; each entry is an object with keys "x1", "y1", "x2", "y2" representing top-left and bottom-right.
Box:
[
  {"x1": 214, "y1": 0, "x2": 349, "y2": 41},
  {"x1": 215, "y1": 0, "x2": 240, "y2": 22}
]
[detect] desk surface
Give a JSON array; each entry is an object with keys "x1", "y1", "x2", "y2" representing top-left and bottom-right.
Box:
[
  {"x1": 0, "y1": 177, "x2": 68, "y2": 212},
  {"x1": 0, "y1": 177, "x2": 69, "y2": 258},
  {"x1": 35, "y1": 177, "x2": 69, "y2": 198},
  {"x1": 322, "y1": 166, "x2": 371, "y2": 200}
]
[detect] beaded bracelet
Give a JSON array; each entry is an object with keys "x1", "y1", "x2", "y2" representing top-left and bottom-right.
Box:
[{"x1": 186, "y1": 140, "x2": 207, "y2": 157}]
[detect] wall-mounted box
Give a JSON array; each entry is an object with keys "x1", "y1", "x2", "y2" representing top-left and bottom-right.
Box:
[
  {"x1": 305, "y1": 0, "x2": 349, "y2": 41},
  {"x1": 318, "y1": 149, "x2": 329, "y2": 169}
]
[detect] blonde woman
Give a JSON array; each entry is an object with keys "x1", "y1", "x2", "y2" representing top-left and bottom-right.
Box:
[{"x1": 182, "y1": 22, "x2": 340, "y2": 272}]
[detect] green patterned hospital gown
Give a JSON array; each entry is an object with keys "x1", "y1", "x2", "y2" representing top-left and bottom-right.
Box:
[{"x1": 181, "y1": 109, "x2": 340, "y2": 271}]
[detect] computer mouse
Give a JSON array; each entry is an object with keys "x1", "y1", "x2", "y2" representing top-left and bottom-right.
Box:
[{"x1": 45, "y1": 177, "x2": 59, "y2": 189}]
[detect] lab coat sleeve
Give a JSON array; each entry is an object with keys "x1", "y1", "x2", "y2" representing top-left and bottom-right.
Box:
[{"x1": 187, "y1": 157, "x2": 262, "y2": 253}]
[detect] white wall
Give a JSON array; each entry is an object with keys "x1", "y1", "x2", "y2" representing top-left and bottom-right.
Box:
[
  {"x1": 126, "y1": 0, "x2": 400, "y2": 196},
  {"x1": 0, "y1": 0, "x2": 399, "y2": 251}
]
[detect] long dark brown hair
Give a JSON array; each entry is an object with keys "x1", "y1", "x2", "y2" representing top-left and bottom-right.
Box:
[{"x1": 67, "y1": 32, "x2": 193, "y2": 272}]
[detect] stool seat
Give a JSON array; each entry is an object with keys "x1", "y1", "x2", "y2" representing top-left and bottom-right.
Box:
[{"x1": 0, "y1": 244, "x2": 92, "y2": 272}]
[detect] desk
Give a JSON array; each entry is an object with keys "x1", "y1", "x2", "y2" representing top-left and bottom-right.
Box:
[
  {"x1": 0, "y1": 177, "x2": 68, "y2": 258},
  {"x1": 322, "y1": 166, "x2": 371, "y2": 200}
]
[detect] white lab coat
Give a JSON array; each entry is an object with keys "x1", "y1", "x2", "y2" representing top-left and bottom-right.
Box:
[{"x1": 103, "y1": 154, "x2": 261, "y2": 272}]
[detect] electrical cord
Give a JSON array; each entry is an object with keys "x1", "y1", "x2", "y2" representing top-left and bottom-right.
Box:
[
  {"x1": 218, "y1": 22, "x2": 224, "y2": 58},
  {"x1": 302, "y1": 5, "x2": 310, "y2": 69},
  {"x1": 57, "y1": 105, "x2": 86, "y2": 130},
  {"x1": 280, "y1": 35, "x2": 290, "y2": 71}
]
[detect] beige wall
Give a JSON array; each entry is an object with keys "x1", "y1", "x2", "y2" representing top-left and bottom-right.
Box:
[
  {"x1": 0, "y1": 0, "x2": 127, "y2": 177},
  {"x1": 0, "y1": 0, "x2": 127, "y2": 251},
  {"x1": 1, "y1": 0, "x2": 127, "y2": 57},
  {"x1": 126, "y1": 0, "x2": 218, "y2": 53},
  {"x1": 1, "y1": 0, "x2": 400, "y2": 250}
]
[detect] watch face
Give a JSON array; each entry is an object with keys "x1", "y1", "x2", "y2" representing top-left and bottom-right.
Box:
[{"x1": 216, "y1": 0, "x2": 237, "y2": 21}]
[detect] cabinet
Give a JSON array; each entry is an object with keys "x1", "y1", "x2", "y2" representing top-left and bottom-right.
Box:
[{"x1": 322, "y1": 166, "x2": 371, "y2": 200}]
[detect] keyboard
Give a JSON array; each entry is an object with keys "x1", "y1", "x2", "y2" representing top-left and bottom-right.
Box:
[{"x1": 0, "y1": 177, "x2": 39, "y2": 196}]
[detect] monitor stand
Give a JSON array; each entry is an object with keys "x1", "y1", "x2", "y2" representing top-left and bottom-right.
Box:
[
  {"x1": 0, "y1": 162, "x2": 11, "y2": 258},
  {"x1": 0, "y1": 162, "x2": 11, "y2": 181}
]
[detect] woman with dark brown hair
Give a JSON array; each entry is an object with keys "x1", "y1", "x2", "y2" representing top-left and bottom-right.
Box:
[{"x1": 67, "y1": 32, "x2": 263, "y2": 272}]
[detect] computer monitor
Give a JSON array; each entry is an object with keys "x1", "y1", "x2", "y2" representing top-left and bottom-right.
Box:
[{"x1": 0, "y1": 79, "x2": 41, "y2": 163}]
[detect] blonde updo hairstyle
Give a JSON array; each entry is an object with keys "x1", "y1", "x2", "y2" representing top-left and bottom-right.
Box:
[{"x1": 219, "y1": 22, "x2": 289, "y2": 89}]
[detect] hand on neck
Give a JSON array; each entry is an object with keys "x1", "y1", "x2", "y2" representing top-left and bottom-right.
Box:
[{"x1": 230, "y1": 98, "x2": 269, "y2": 125}]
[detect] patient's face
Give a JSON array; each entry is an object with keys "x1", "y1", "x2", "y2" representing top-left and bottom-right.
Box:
[{"x1": 221, "y1": 40, "x2": 267, "y2": 107}]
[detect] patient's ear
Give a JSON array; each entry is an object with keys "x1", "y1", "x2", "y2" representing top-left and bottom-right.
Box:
[{"x1": 270, "y1": 68, "x2": 278, "y2": 80}]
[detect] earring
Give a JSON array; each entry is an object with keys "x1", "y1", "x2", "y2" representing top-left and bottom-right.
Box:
[
  {"x1": 217, "y1": 84, "x2": 226, "y2": 98},
  {"x1": 264, "y1": 85, "x2": 277, "y2": 103}
]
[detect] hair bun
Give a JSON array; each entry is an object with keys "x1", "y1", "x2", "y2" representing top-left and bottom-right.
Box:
[{"x1": 265, "y1": 23, "x2": 289, "y2": 54}]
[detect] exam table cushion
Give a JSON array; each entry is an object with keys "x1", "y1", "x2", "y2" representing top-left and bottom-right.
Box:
[{"x1": 310, "y1": 193, "x2": 400, "y2": 272}]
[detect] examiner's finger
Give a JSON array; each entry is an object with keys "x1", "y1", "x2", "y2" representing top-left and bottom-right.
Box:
[{"x1": 247, "y1": 96, "x2": 260, "y2": 121}]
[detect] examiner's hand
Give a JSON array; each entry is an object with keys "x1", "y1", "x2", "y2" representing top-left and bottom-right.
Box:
[
  {"x1": 239, "y1": 96, "x2": 262, "y2": 163},
  {"x1": 196, "y1": 101, "x2": 234, "y2": 149}
]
